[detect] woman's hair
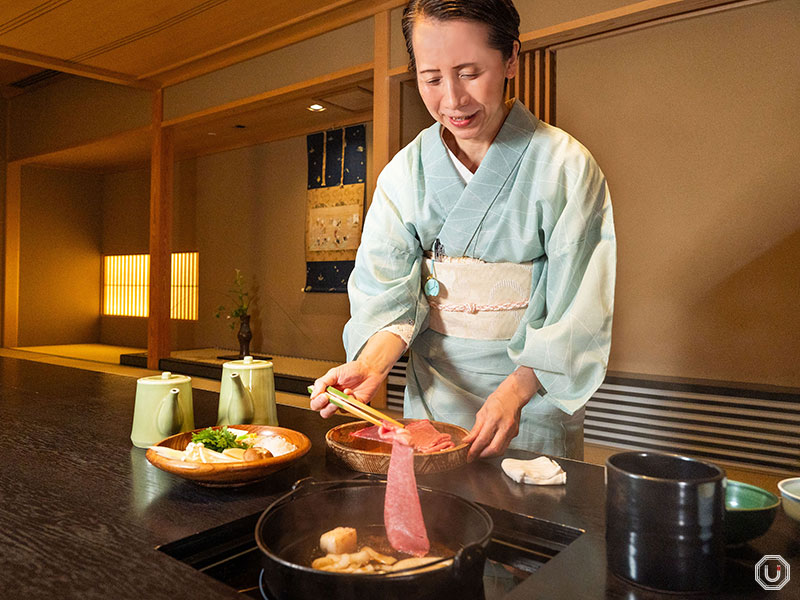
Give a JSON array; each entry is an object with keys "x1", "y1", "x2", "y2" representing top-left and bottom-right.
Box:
[{"x1": 401, "y1": 0, "x2": 521, "y2": 72}]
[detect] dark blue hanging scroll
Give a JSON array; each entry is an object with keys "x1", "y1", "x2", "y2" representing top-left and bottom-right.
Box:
[{"x1": 305, "y1": 124, "x2": 366, "y2": 292}]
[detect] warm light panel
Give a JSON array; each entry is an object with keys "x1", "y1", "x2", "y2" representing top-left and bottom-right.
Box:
[
  {"x1": 103, "y1": 254, "x2": 149, "y2": 317},
  {"x1": 103, "y1": 253, "x2": 198, "y2": 320},
  {"x1": 170, "y1": 252, "x2": 199, "y2": 321}
]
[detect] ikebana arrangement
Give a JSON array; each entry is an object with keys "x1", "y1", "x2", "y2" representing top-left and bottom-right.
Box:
[{"x1": 215, "y1": 269, "x2": 254, "y2": 358}]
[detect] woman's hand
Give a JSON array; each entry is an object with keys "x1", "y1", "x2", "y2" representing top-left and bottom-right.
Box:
[
  {"x1": 463, "y1": 367, "x2": 540, "y2": 461},
  {"x1": 309, "y1": 330, "x2": 408, "y2": 418},
  {"x1": 310, "y1": 361, "x2": 385, "y2": 418}
]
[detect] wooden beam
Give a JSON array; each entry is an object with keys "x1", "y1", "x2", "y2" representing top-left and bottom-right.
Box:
[
  {"x1": 3, "y1": 162, "x2": 21, "y2": 347},
  {"x1": 520, "y1": 0, "x2": 750, "y2": 51},
  {"x1": 0, "y1": 44, "x2": 157, "y2": 90},
  {"x1": 388, "y1": 65, "x2": 414, "y2": 81},
  {"x1": 147, "y1": 90, "x2": 173, "y2": 370},
  {"x1": 148, "y1": 0, "x2": 406, "y2": 86}
]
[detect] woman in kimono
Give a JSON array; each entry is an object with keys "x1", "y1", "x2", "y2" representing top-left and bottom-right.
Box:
[{"x1": 311, "y1": 0, "x2": 615, "y2": 461}]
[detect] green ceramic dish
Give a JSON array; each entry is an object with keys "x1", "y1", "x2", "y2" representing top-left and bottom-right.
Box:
[{"x1": 725, "y1": 480, "x2": 779, "y2": 545}]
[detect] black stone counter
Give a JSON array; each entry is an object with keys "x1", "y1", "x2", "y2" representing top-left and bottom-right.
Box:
[{"x1": 1, "y1": 357, "x2": 797, "y2": 599}]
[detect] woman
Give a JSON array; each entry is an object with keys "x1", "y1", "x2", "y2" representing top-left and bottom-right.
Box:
[{"x1": 311, "y1": 0, "x2": 615, "y2": 461}]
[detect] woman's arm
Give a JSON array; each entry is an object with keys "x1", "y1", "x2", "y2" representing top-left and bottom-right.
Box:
[{"x1": 462, "y1": 366, "x2": 540, "y2": 460}]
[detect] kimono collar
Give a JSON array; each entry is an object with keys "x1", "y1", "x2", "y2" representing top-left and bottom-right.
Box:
[{"x1": 421, "y1": 100, "x2": 538, "y2": 257}]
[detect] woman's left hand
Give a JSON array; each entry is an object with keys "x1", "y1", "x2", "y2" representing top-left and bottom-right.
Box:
[{"x1": 462, "y1": 367, "x2": 540, "y2": 461}]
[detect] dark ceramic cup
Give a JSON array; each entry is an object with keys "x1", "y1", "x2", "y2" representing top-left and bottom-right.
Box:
[{"x1": 606, "y1": 452, "x2": 726, "y2": 593}]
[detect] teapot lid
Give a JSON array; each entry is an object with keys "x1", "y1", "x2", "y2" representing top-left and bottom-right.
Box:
[
  {"x1": 222, "y1": 355, "x2": 273, "y2": 369},
  {"x1": 138, "y1": 371, "x2": 191, "y2": 385}
]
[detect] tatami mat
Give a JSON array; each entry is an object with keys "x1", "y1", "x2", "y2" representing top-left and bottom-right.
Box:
[
  {"x1": 13, "y1": 343, "x2": 145, "y2": 365},
  {"x1": 169, "y1": 347, "x2": 339, "y2": 379}
]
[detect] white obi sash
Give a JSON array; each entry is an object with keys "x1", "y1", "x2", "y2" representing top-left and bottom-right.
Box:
[{"x1": 421, "y1": 254, "x2": 532, "y2": 340}]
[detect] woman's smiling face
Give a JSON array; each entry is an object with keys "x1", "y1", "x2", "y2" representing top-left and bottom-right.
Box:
[{"x1": 412, "y1": 17, "x2": 518, "y2": 154}]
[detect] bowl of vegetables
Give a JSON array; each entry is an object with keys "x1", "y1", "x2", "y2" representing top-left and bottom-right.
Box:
[{"x1": 146, "y1": 424, "x2": 311, "y2": 487}]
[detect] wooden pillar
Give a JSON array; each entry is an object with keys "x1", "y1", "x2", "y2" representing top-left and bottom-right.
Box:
[
  {"x1": 531, "y1": 49, "x2": 557, "y2": 124},
  {"x1": 3, "y1": 161, "x2": 21, "y2": 347},
  {"x1": 371, "y1": 10, "x2": 401, "y2": 203},
  {"x1": 543, "y1": 49, "x2": 557, "y2": 125},
  {"x1": 533, "y1": 50, "x2": 543, "y2": 119},
  {"x1": 518, "y1": 51, "x2": 532, "y2": 109},
  {"x1": 148, "y1": 90, "x2": 173, "y2": 370},
  {"x1": 370, "y1": 10, "x2": 404, "y2": 409}
]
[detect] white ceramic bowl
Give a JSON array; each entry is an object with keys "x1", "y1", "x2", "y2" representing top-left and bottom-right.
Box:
[{"x1": 777, "y1": 477, "x2": 800, "y2": 523}]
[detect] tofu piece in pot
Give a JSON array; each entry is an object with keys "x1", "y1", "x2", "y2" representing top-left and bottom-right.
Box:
[{"x1": 320, "y1": 527, "x2": 357, "y2": 555}]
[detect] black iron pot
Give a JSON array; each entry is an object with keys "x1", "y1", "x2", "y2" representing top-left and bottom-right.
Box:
[{"x1": 255, "y1": 479, "x2": 493, "y2": 600}]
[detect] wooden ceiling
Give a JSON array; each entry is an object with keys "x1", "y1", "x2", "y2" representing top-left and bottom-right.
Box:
[{"x1": 0, "y1": 0, "x2": 403, "y2": 94}]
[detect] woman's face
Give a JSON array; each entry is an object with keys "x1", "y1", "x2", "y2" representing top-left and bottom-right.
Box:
[{"x1": 412, "y1": 17, "x2": 517, "y2": 150}]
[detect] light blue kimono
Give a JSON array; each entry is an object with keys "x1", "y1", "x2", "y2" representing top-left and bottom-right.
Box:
[{"x1": 344, "y1": 101, "x2": 616, "y2": 459}]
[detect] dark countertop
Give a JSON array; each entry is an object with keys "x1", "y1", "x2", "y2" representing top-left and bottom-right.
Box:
[{"x1": 1, "y1": 357, "x2": 797, "y2": 599}]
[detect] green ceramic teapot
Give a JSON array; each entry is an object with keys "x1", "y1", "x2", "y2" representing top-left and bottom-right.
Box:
[
  {"x1": 131, "y1": 372, "x2": 194, "y2": 448},
  {"x1": 217, "y1": 356, "x2": 278, "y2": 426}
]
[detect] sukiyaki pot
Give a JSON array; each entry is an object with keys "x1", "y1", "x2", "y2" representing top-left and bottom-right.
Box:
[{"x1": 255, "y1": 480, "x2": 493, "y2": 600}]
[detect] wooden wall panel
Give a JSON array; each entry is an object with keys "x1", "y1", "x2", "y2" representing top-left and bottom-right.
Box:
[{"x1": 3, "y1": 162, "x2": 20, "y2": 347}]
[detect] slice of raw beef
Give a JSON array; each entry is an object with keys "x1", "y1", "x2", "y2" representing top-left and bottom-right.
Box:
[
  {"x1": 352, "y1": 419, "x2": 455, "y2": 453},
  {"x1": 384, "y1": 435, "x2": 430, "y2": 556}
]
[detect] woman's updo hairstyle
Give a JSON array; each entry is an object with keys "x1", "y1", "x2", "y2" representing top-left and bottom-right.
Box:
[{"x1": 401, "y1": 0, "x2": 521, "y2": 72}]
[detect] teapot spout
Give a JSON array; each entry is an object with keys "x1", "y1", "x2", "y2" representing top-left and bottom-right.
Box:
[
  {"x1": 156, "y1": 388, "x2": 184, "y2": 437},
  {"x1": 227, "y1": 373, "x2": 255, "y2": 425}
]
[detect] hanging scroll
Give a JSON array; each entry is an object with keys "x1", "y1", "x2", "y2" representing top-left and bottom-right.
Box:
[{"x1": 305, "y1": 124, "x2": 366, "y2": 292}]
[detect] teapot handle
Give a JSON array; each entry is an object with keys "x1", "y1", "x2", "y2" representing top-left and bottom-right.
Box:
[{"x1": 156, "y1": 388, "x2": 183, "y2": 437}]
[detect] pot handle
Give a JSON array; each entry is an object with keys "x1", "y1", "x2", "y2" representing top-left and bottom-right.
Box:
[
  {"x1": 277, "y1": 478, "x2": 375, "y2": 506},
  {"x1": 453, "y1": 542, "x2": 486, "y2": 577}
]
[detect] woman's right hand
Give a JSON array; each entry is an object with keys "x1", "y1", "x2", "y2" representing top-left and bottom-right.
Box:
[
  {"x1": 309, "y1": 360, "x2": 386, "y2": 418},
  {"x1": 310, "y1": 330, "x2": 408, "y2": 418}
]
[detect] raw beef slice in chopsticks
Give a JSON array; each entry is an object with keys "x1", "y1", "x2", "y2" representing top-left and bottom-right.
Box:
[
  {"x1": 353, "y1": 419, "x2": 455, "y2": 453},
  {"x1": 384, "y1": 435, "x2": 430, "y2": 556}
]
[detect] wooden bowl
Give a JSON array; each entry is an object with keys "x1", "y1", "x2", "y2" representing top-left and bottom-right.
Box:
[
  {"x1": 145, "y1": 424, "x2": 311, "y2": 487},
  {"x1": 325, "y1": 419, "x2": 469, "y2": 474}
]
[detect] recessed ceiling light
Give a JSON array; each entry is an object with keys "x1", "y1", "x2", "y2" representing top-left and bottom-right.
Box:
[
  {"x1": 208, "y1": 132, "x2": 217, "y2": 136},
  {"x1": 307, "y1": 103, "x2": 326, "y2": 112}
]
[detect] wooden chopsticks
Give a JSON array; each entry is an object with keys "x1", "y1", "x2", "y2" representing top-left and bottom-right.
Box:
[{"x1": 307, "y1": 386, "x2": 405, "y2": 429}]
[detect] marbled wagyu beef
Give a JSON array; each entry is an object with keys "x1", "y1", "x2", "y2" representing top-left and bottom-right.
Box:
[{"x1": 353, "y1": 419, "x2": 455, "y2": 453}]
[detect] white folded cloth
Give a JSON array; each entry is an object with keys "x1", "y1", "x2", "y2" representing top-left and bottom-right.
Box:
[{"x1": 501, "y1": 456, "x2": 567, "y2": 485}]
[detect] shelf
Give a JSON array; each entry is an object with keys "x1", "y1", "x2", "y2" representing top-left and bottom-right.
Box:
[
  {"x1": 11, "y1": 126, "x2": 152, "y2": 174},
  {"x1": 170, "y1": 63, "x2": 374, "y2": 161}
]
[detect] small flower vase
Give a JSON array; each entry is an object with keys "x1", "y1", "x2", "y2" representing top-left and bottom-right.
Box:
[{"x1": 237, "y1": 314, "x2": 252, "y2": 359}]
